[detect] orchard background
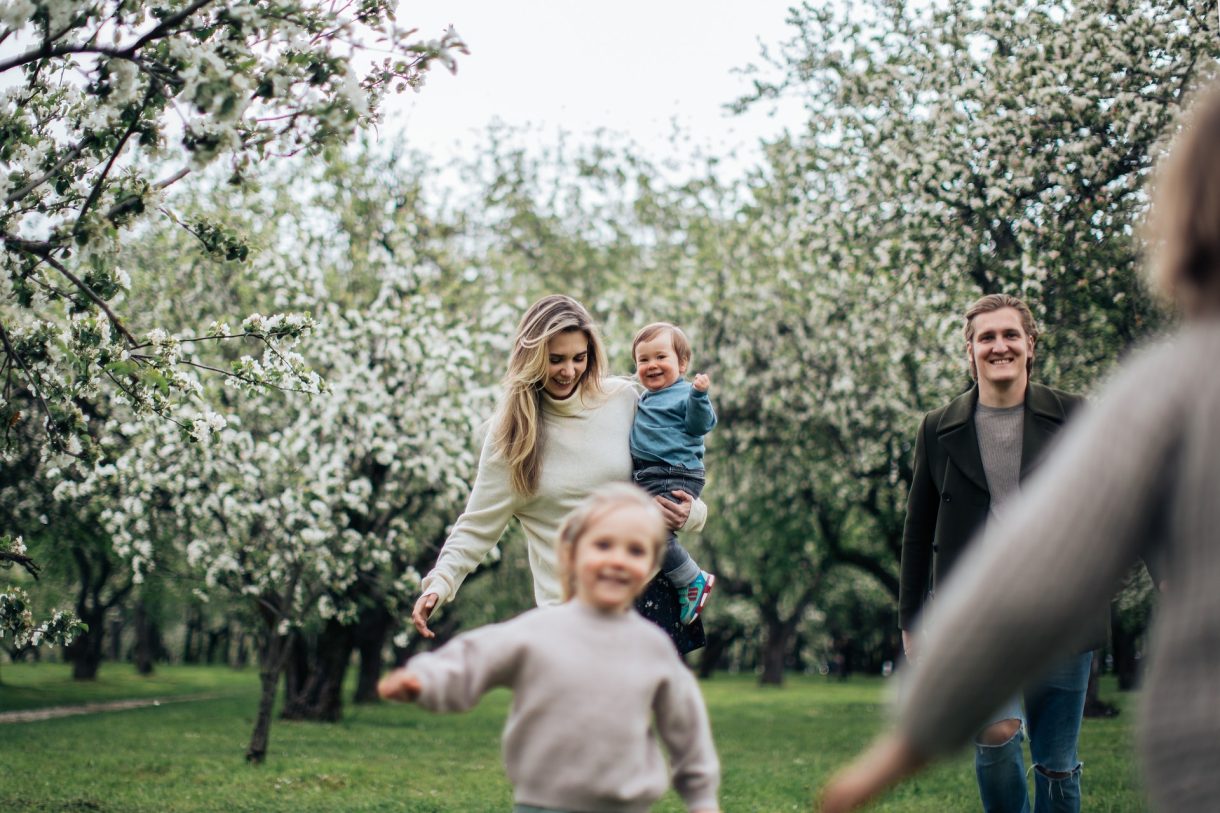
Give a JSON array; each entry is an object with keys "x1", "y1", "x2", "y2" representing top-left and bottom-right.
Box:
[{"x1": 1, "y1": 0, "x2": 1214, "y2": 783}]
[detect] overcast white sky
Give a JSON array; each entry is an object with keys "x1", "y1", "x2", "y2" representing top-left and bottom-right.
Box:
[{"x1": 382, "y1": 1, "x2": 807, "y2": 176}]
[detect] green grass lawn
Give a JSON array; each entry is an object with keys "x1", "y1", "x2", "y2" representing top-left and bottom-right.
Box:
[{"x1": 0, "y1": 664, "x2": 1148, "y2": 812}]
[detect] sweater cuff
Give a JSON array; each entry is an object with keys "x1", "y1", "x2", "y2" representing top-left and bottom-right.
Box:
[{"x1": 419, "y1": 572, "x2": 454, "y2": 605}]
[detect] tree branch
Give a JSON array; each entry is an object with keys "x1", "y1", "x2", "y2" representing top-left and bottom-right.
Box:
[
  {"x1": 0, "y1": 321, "x2": 52, "y2": 427},
  {"x1": 4, "y1": 142, "x2": 88, "y2": 205},
  {"x1": 13, "y1": 244, "x2": 138, "y2": 346},
  {"x1": 74, "y1": 88, "x2": 156, "y2": 233},
  {"x1": 0, "y1": 0, "x2": 218, "y2": 73},
  {"x1": 0, "y1": 550, "x2": 41, "y2": 579}
]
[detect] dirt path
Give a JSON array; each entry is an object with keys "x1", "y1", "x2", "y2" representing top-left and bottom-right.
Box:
[{"x1": 0, "y1": 693, "x2": 219, "y2": 724}]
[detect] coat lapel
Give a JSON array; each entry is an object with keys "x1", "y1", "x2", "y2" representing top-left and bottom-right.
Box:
[
  {"x1": 1020, "y1": 382, "x2": 1069, "y2": 480},
  {"x1": 936, "y1": 387, "x2": 990, "y2": 495}
]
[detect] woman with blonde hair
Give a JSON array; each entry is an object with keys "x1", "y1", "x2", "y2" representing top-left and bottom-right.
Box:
[
  {"x1": 412, "y1": 294, "x2": 708, "y2": 650},
  {"x1": 820, "y1": 80, "x2": 1220, "y2": 813}
]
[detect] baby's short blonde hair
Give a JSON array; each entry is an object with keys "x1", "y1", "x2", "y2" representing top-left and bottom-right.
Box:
[
  {"x1": 556, "y1": 483, "x2": 668, "y2": 602},
  {"x1": 631, "y1": 322, "x2": 692, "y2": 367}
]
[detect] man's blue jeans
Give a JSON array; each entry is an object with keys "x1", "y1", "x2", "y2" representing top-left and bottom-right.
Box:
[{"x1": 974, "y1": 651, "x2": 1093, "y2": 813}]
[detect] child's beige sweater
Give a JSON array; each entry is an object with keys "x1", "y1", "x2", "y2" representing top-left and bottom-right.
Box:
[{"x1": 409, "y1": 601, "x2": 720, "y2": 813}]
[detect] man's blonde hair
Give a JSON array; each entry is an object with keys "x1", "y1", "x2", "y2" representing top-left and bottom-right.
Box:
[{"x1": 556, "y1": 483, "x2": 667, "y2": 602}]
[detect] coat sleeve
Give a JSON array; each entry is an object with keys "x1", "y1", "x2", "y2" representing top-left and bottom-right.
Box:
[
  {"x1": 420, "y1": 428, "x2": 517, "y2": 605},
  {"x1": 899, "y1": 414, "x2": 939, "y2": 630},
  {"x1": 653, "y1": 660, "x2": 720, "y2": 812}
]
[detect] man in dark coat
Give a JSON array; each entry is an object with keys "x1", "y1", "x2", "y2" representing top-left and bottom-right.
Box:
[{"x1": 899, "y1": 294, "x2": 1101, "y2": 813}]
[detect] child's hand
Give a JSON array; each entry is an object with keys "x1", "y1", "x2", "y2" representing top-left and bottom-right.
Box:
[
  {"x1": 817, "y1": 733, "x2": 927, "y2": 813},
  {"x1": 692, "y1": 373, "x2": 711, "y2": 392},
  {"x1": 377, "y1": 669, "x2": 422, "y2": 703}
]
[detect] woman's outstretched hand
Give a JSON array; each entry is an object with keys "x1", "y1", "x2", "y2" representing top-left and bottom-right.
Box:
[
  {"x1": 818, "y1": 733, "x2": 927, "y2": 813},
  {"x1": 377, "y1": 668, "x2": 422, "y2": 703},
  {"x1": 411, "y1": 592, "x2": 439, "y2": 638},
  {"x1": 655, "y1": 489, "x2": 693, "y2": 530}
]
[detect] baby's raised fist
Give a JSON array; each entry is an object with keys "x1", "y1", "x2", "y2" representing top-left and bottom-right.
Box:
[{"x1": 692, "y1": 373, "x2": 711, "y2": 392}]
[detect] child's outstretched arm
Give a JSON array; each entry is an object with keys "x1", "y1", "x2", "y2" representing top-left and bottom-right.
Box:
[
  {"x1": 395, "y1": 619, "x2": 525, "y2": 713},
  {"x1": 377, "y1": 668, "x2": 422, "y2": 703}
]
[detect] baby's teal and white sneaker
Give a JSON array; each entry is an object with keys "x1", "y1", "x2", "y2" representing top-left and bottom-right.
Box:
[{"x1": 678, "y1": 571, "x2": 715, "y2": 626}]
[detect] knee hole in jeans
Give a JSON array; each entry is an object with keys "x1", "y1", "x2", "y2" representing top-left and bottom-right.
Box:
[
  {"x1": 976, "y1": 718, "x2": 1022, "y2": 746},
  {"x1": 1034, "y1": 763, "x2": 1080, "y2": 780}
]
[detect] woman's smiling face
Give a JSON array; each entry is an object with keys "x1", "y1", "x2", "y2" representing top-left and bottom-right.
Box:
[{"x1": 543, "y1": 330, "x2": 589, "y2": 399}]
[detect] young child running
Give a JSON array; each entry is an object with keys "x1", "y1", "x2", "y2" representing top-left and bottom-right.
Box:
[
  {"x1": 630, "y1": 322, "x2": 717, "y2": 625},
  {"x1": 378, "y1": 483, "x2": 721, "y2": 813}
]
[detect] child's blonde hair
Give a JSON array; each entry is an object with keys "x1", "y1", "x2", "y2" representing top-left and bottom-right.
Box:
[
  {"x1": 631, "y1": 322, "x2": 692, "y2": 368},
  {"x1": 556, "y1": 483, "x2": 668, "y2": 602},
  {"x1": 1146, "y1": 80, "x2": 1220, "y2": 316},
  {"x1": 494, "y1": 295, "x2": 608, "y2": 496}
]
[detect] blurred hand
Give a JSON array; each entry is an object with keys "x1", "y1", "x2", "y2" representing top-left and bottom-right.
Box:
[
  {"x1": 692, "y1": 373, "x2": 711, "y2": 392},
  {"x1": 655, "y1": 490, "x2": 693, "y2": 531},
  {"x1": 411, "y1": 592, "x2": 439, "y2": 639},
  {"x1": 818, "y1": 734, "x2": 926, "y2": 813},
  {"x1": 377, "y1": 669, "x2": 422, "y2": 703}
]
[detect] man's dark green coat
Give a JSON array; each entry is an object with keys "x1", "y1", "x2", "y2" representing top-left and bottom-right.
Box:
[{"x1": 898, "y1": 382, "x2": 1104, "y2": 651}]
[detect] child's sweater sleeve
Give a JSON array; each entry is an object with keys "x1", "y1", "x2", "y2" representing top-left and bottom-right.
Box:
[
  {"x1": 653, "y1": 662, "x2": 720, "y2": 811},
  {"x1": 420, "y1": 429, "x2": 517, "y2": 605},
  {"x1": 408, "y1": 619, "x2": 525, "y2": 713},
  {"x1": 684, "y1": 389, "x2": 717, "y2": 437}
]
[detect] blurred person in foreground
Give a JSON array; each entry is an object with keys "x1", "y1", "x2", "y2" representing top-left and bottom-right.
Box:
[
  {"x1": 898, "y1": 291, "x2": 1098, "y2": 813},
  {"x1": 820, "y1": 80, "x2": 1220, "y2": 813}
]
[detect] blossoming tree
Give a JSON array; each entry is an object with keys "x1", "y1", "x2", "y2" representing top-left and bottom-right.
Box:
[{"x1": 0, "y1": 0, "x2": 466, "y2": 667}]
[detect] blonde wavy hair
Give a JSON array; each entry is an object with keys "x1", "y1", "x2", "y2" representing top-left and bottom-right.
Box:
[
  {"x1": 1146, "y1": 80, "x2": 1220, "y2": 316},
  {"x1": 556, "y1": 483, "x2": 668, "y2": 602},
  {"x1": 494, "y1": 295, "x2": 608, "y2": 495}
]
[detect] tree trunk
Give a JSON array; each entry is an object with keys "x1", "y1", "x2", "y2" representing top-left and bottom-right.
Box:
[
  {"x1": 247, "y1": 632, "x2": 289, "y2": 764},
  {"x1": 66, "y1": 605, "x2": 107, "y2": 680},
  {"x1": 107, "y1": 616, "x2": 124, "y2": 662},
  {"x1": 280, "y1": 619, "x2": 354, "y2": 722},
  {"x1": 182, "y1": 606, "x2": 204, "y2": 664},
  {"x1": 206, "y1": 624, "x2": 229, "y2": 665},
  {"x1": 235, "y1": 630, "x2": 250, "y2": 668},
  {"x1": 697, "y1": 628, "x2": 732, "y2": 679},
  {"x1": 133, "y1": 599, "x2": 156, "y2": 676},
  {"x1": 353, "y1": 606, "x2": 392, "y2": 704},
  {"x1": 759, "y1": 616, "x2": 789, "y2": 686}
]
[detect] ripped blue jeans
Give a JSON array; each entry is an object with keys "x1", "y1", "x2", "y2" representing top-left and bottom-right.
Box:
[{"x1": 974, "y1": 650, "x2": 1093, "y2": 813}]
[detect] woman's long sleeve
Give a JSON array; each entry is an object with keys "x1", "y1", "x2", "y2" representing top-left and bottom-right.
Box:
[{"x1": 420, "y1": 431, "x2": 517, "y2": 605}]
